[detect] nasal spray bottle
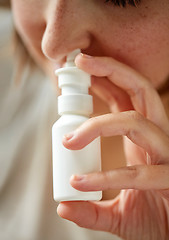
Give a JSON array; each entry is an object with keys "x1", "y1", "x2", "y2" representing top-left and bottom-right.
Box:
[{"x1": 52, "y1": 49, "x2": 102, "y2": 202}]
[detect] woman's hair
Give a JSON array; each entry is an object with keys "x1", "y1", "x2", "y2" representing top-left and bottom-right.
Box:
[{"x1": 0, "y1": 0, "x2": 10, "y2": 8}]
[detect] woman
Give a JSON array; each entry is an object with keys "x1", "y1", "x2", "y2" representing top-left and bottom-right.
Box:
[
  {"x1": 2, "y1": 0, "x2": 169, "y2": 239},
  {"x1": 0, "y1": 3, "x2": 119, "y2": 240}
]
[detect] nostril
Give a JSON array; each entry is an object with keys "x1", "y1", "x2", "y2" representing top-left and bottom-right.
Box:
[{"x1": 41, "y1": 14, "x2": 92, "y2": 62}]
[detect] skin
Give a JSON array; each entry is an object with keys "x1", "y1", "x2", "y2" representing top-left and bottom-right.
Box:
[{"x1": 11, "y1": 0, "x2": 169, "y2": 239}]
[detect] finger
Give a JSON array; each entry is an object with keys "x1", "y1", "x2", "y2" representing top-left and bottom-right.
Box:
[
  {"x1": 70, "y1": 164, "x2": 169, "y2": 192},
  {"x1": 63, "y1": 111, "x2": 169, "y2": 164},
  {"x1": 91, "y1": 76, "x2": 133, "y2": 113},
  {"x1": 75, "y1": 54, "x2": 169, "y2": 132},
  {"x1": 57, "y1": 200, "x2": 118, "y2": 233}
]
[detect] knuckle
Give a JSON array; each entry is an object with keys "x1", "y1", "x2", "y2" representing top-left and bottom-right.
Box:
[
  {"x1": 125, "y1": 111, "x2": 145, "y2": 138},
  {"x1": 132, "y1": 80, "x2": 152, "y2": 97},
  {"x1": 85, "y1": 117, "x2": 101, "y2": 137},
  {"x1": 126, "y1": 166, "x2": 139, "y2": 181},
  {"x1": 127, "y1": 110, "x2": 144, "y2": 123},
  {"x1": 86, "y1": 115, "x2": 105, "y2": 136},
  {"x1": 87, "y1": 116, "x2": 101, "y2": 129}
]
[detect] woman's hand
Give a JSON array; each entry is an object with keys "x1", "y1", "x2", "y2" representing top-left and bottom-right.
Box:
[{"x1": 57, "y1": 54, "x2": 169, "y2": 240}]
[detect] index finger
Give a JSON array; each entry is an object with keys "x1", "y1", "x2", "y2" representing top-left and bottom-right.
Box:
[{"x1": 75, "y1": 54, "x2": 169, "y2": 133}]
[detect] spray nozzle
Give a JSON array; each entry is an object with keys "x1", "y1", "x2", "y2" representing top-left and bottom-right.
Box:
[
  {"x1": 55, "y1": 49, "x2": 93, "y2": 116},
  {"x1": 65, "y1": 49, "x2": 81, "y2": 67}
]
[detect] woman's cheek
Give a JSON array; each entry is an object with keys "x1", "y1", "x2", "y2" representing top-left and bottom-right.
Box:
[{"x1": 12, "y1": 1, "x2": 46, "y2": 48}]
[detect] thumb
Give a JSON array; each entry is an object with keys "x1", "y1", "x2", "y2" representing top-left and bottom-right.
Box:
[{"x1": 57, "y1": 200, "x2": 119, "y2": 233}]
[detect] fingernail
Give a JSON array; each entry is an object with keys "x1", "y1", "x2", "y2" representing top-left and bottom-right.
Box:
[
  {"x1": 63, "y1": 132, "x2": 74, "y2": 141},
  {"x1": 71, "y1": 174, "x2": 85, "y2": 181},
  {"x1": 80, "y1": 53, "x2": 93, "y2": 59}
]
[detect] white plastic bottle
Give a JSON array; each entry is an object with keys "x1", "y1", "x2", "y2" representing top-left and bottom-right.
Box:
[{"x1": 52, "y1": 49, "x2": 102, "y2": 202}]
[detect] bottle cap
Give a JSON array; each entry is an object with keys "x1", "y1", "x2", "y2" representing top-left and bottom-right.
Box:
[{"x1": 55, "y1": 49, "x2": 93, "y2": 116}]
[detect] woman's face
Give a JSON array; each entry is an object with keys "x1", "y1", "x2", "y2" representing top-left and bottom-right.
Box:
[{"x1": 11, "y1": 0, "x2": 169, "y2": 88}]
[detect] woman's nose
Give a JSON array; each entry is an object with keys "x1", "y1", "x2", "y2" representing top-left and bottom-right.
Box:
[{"x1": 41, "y1": 0, "x2": 92, "y2": 62}]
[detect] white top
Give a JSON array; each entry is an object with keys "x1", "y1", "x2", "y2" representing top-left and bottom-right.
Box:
[
  {"x1": 0, "y1": 8, "x2": 122, "y2": 240},
  {"x1": 56, "y1": 53, "x2": 93, "y2": 116}
]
